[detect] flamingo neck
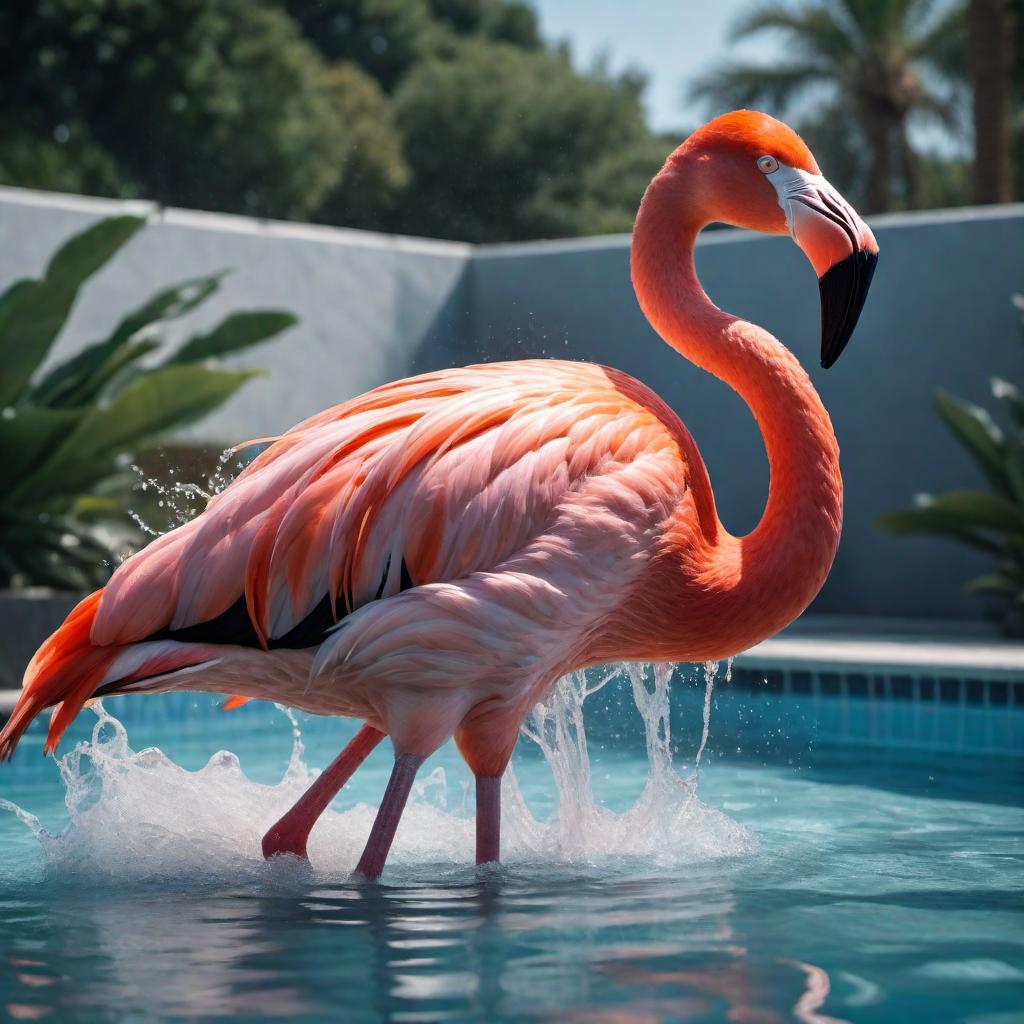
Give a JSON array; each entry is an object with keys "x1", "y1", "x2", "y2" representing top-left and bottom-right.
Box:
[{"x1": 630, "y1": 167, "x2": 842, "y2": 643}]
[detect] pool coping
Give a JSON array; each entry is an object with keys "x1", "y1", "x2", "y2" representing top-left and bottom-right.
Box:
[{"x1": 735, "y1": 634, "x2": 1024, "y2": 679}]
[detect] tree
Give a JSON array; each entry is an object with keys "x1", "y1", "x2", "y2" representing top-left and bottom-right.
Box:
[
  {"x1": 0, "y1": 0, "x2": 665, "y2": 241},
  {"x1": 282, "y1": 0, "x2": 434, "y2": 92},
  {"x1": 314, "y1": 63, "x2": 411, "y2": 229},
  {"x1": 391, "y1": 40, "x2": 656, "y2": 241},
  {"x1": 0, "y1": 0, "x2": 350, "y2": 219},
  {"x1": 282, "y1": 0, "x2": 541, "y2": 92},
  {"x1": 967, "y1": 0, "x2": 1016, "y2": 203},
  {"x1": 689, "y1": 0, "x2": 964, "y2": 213}
]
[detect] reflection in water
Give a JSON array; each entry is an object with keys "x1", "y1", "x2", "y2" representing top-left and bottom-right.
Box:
[{"x1": 10, "y1": 875, "x2": 844, "y2": 1023}]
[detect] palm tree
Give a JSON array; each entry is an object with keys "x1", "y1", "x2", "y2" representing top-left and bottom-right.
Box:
[
  {"x1": 967, "y1": 0, "x2": 1016, "y2": 203},
  {"x1": 689, "y1": 0, "x2": 963, "y2": 213}
]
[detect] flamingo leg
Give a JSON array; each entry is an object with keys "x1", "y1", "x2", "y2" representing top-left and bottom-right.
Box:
[
  {"x1": 475, "y1": 774, "x2": 502, "y2": 865},
  {"x1": 353, "y1": 752, "x2": 425, "y2": 880},
  {"x1": 263, "y1": 723, "x2": 385, "y2": 860}
]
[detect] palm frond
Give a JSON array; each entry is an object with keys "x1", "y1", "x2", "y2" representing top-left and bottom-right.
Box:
[
  {"x1": 732, "y1": 2, "x2": 859, "y2": 61},
  {"x1": 909, "y1": 1, "x2": 967, "y2": 78},
  {"x1": 688, "y1": 62, "x2": 830, "y2": 111},
  {"x1": 835, "y1": 0, "x2": 933, "y2": 44}
]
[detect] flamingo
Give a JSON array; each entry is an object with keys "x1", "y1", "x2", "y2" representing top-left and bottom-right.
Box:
[{"x1": 0, "y1": 111, "x2": 877, "y2": 879}]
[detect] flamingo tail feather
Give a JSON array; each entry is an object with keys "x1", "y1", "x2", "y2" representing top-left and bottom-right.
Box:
[{"x1": 0, "y1": 591, "x2": 115, "y2": 760}]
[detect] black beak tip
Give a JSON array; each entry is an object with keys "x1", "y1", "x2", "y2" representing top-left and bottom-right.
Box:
[{"x1": 819, "y1": 249, "x2": 878, "y2": 369}]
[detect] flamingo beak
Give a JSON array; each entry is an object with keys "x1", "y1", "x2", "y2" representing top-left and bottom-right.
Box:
[
  {"x1": 817, "y1": 243, "x2": 878, "y2": 369},
  {"x1": 766, "y1": 166, "x2": 879, "y2": 368}
]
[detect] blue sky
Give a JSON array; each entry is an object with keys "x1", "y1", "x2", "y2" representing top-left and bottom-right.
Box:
[
  {"x1": 529, "y1": 0, "x2": 962, "y2": 155},
  {"x1": 530, "y1": 0, "x2": 784, "y2": 134}
]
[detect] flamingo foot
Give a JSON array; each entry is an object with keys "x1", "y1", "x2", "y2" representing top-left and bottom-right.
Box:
[
  {"x1": 475, "y1": 774, "x2": 502, "y2": 865},
  {"x1": 352, "y1": 752, "x2": 425, "y2": 881},
  {"x1": 262, "y1": 820, "x2": 311, "y2": 860},
  {"x1": 262, "y1": 723, "x2": 385, "y2": 861}
]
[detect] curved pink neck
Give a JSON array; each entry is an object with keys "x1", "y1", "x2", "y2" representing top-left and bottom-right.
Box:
[{"x1": 631, "y1": 167, "x2": 842, "y2": 636}]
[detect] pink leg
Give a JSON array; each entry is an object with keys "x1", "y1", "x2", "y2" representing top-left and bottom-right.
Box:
[
  {"x1": 476, "y1": 774, "x2": 502, "y2": 865},
  {"x1": 353, "y1": 753, "x2": 425, "y2": 881},
  {"x1": 263, "y1": 723, "x2": 385, "y2": 860}
]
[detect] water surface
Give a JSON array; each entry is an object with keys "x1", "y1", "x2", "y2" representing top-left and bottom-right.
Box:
[{"x1": 1, "y1": 666, "x2": 1021, "y2": 1023}]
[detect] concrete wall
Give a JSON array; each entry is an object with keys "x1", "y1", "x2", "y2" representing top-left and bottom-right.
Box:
[{"x1": 2, "y1": 187, "x2": 1023, "y2": 620}]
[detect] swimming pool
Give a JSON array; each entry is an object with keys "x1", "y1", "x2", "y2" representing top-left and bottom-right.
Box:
[{"x1": 1, "y1": 663, "x2": 1022, "y2": 1023}]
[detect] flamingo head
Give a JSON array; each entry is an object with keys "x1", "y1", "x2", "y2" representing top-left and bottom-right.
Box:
[{"x1": 674, "y1": 110, "x2": 878, "y2": 368}]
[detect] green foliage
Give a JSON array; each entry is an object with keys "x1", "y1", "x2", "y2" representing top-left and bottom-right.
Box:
[
  {"x1": 1, "y1": 0, "x2": 352, "y2": 218},
  {"x1": 392, "y1": 40, "x2": 656, "y2": 241},
  {"x1": 314, "y1": 62, "x2": 411, "y2": 229},
  {"x1": 0, "y1": 0, "x2": 656, "y2": 241},
  {"x1": 0, "y1": 122, "x2": 126, "y2": 199},
  {"x1": 0, "y1": 216, "x2": 296, "y2": 590},
  {"x1": 878, "y1": 295, "x2": 1024, "y2": 633}
]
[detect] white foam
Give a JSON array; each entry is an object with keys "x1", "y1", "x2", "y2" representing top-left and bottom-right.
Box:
[{"x1": 2, "y1": 663, "x2": 753, "y2": 885}]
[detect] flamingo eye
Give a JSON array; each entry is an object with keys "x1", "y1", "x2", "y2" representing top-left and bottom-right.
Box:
[{"x1": 757, "y1": 155, "x2": 780, "y2": 174}]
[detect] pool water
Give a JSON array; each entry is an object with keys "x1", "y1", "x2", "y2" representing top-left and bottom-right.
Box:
[{"x1": 1, "y1": 664, "x2": 1022, "y2": 1023}]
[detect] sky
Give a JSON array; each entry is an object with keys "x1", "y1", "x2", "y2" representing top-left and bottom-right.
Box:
[
  {"x1": 529, "y1": 0, "x2": 962, "y2": 155},
  {"x1": 529, "y1": 0, "x2": 784, "y2": 134}
]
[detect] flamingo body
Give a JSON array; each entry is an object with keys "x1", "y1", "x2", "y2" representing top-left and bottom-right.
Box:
[
  {"x1": 3, "y1": 360, "x2": 701, "y2": 763},
  {"x1": 0, "y1": 111, "x2": 879, "y2": 877}
]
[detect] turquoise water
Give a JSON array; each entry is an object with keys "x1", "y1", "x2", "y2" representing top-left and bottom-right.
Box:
[{"x1": 1, "y1": 666, "x2": 1022, "y2": 1023}]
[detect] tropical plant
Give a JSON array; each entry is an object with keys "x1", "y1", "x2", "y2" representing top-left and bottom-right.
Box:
[
  {"x1": 689, "y1": 0, "x2": 964, "y2": 213},
  {"x1": 878, "y1": 294, "x2": 1024, "y2": 634},
  {"x1": 0, "y1": 215, "x2": 296, "y2": 590}
]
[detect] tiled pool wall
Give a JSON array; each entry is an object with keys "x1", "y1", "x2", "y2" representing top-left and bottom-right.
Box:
[
  {"x1": 728, "y1": 663, "x2": 1024, "y2": 757},
  {"x1": 1, "y1": 665, "x2": 1021, "y2": 794}
]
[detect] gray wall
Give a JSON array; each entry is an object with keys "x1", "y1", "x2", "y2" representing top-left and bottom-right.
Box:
[
  {"x1": 470, "y1": 209, "x2": 1024, "y2": 620},
  {"x1": 2, "y1": 187, "x2": 1023, "y2": 620}
]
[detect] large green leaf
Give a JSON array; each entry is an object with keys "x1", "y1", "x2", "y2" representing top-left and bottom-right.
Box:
[
  {"x1": 0, "y1": 279, "x2": 36, "y2": 337},
  {"x1": 52, "y1": 363, "x2": 258, "y2": 463},
  {"x1": 934, "y1": 390, "x2": 1012, "y2": 498},
  {"x1": 17, "y1": 457, "x2": 120, "y2": 509},
  {"x1": 45, "y1": 216, "x2": 145, "y2": 282},
  {"x1": 169, "y1": 311, "x2": 296, "y2": 365},
  {"x1": 0, "y1": 216, "x2": 145, "y2": 407},
  {"x1": 965, "y1": 573, "x2": 1019, "y2": 595},
  {"x1": 31, "y1": 271, "x2": 226, "y2": 408},
  {"x1": 0, "y1": 405, "x2": 82, "y2": 493},
  {"x1": 925, "y1": 490, "x2": 1024, "y2": 535},
  {"x1": 876, "y1": 505, "x2": 1003, "y2": 554},
  {"x1": 11, "y1": 364, "x2": 257, "y2": 505}
]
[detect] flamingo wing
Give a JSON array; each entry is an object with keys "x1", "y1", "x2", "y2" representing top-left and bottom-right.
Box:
[
  {"x1": 93, "y1": 360, "x2": 692, "y2": 650},
  {"x1": 2, "y1": 360, "x2": 699, "y2": 758}
]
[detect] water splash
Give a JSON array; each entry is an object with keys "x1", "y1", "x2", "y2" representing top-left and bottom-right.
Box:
[
  {"x1": 693, "y1": 658, "x2": 731, "y2": 784},
  {"x1": 1, "y1": 665, "x2": 752, "y2": 885},
  {"x1": 504, "y1": 662, "x2": 749, "y2": 868},
  {"x1": 128, "y1": 448, "x2": 242, "y2": 537}
]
